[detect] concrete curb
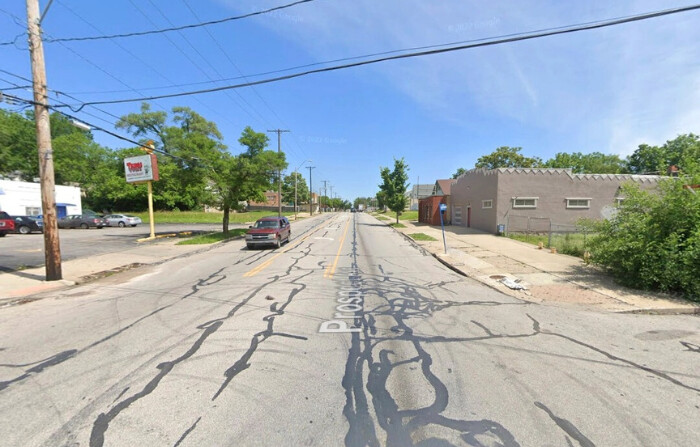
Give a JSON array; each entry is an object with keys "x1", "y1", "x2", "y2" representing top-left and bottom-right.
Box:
[{"x1": 615, "y1": 307, "x2": 700, "y2": 315}]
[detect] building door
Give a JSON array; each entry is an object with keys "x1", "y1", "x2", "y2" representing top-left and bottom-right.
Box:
[
  {"x1": 467, "y1": 206, "x2": 471, "y2": 227},
  {"x1": 453, "y1": 206, "x2": 462, "y2": 226},
  {"x1": 56, "y1": 205, "x2": 67, "y2": 218}
]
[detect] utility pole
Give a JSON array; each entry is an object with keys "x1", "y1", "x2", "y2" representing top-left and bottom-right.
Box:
[
  {"x1": 267, "y1": 129, "x2": 290, "y2": 217},
  {"x1": 321, "y1": 180, "x2": 328, "y2": 213},
  {"x1": 306, "y1": 166, "x2": 315, "y2": 215},
  {"x1": 27, "y1": 0, "x2": 61, "y2": 280}
]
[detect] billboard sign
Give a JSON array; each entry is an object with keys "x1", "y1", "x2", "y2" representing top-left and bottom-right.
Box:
[{"x1": 124, "y1": 154, "x2": 159, "y2": 183}]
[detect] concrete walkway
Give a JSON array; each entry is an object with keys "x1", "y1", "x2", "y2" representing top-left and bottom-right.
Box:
[
  {"x1": 388, "y1": 217, "x2": 699, "y2": 313},
  {"x1": 0, "y1": 237, "x2": 212, "y2": 304}
]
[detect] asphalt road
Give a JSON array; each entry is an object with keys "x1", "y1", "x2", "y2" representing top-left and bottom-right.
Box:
[
  {"x1": 0, "y1": 223, "x2": 246, "y2": 271},
  {"x1": 0, "y1": 213, "x2": 698, "y2": 446}
]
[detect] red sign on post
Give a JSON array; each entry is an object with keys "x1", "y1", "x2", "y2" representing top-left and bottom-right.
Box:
[{"x1": 124, "y1": 154, "x2": 159, "y2": 183}]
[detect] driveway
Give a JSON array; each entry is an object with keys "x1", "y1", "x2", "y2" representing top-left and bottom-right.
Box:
[{"x1": 0, "y1": 223, "x2": 246, "y2": 271}]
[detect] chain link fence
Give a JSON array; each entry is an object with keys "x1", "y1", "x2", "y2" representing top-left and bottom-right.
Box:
[{"x1": 505, "y1": 215, "x2": 592, "y2": 257}]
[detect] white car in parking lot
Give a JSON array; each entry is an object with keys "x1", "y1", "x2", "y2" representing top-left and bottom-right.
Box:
[{"x1": 103, "y1": 214, "x2": 142, "y2": 227}]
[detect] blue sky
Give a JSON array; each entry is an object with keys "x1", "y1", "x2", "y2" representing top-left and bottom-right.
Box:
[{"x1": 1, "y1": 0, "x2": 699, "y2": 201}]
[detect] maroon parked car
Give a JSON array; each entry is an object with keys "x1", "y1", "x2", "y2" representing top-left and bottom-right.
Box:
[
  {"x1": 245, "y1": 216, "x2": 291, "y2": 249},
  {"x1": 0, "y1": 211, "x2": 15, "y2": 237}
]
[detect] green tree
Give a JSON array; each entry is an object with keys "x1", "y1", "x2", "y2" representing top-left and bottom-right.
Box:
[
  {"x1": 0, "y1": 110, "x2": 39, "y2": 180},
  {"x1": 625, "y1": 143, "x2": 667, "y2": 174},
  {"x1": 281, "y1": 171, "x2": 308, "y2": 205},
  {"x1": 625, "y1": 134, "x2": 700, "y2": 175},
  {"x1": 587, "y1": 173, "x2": 700, "y2": 300},
  {"x1": 376, "y1": 190, "x2": 387, "y2": 210},
  {"x1": 378, "y1": 158, "x2": 410, "y2": 223},
  {"x1": 544, "y1": 151, "x2": 626, "y2": 174},
  {"x1": 116, "y1": 103, "x2": 168, "y2": 148},
  {"x1": 475, "y1": 146, "x2": 542, "y2": 169},
  {"x1": 116, "y1": 104, "x2": 228, "y2": 211},
  {"x1": 238, "y1": 126, "x2": 270, "y2": 158},
  {"x1": 206, "y1": 128, "x2": 286, "y2": 233},
  {"x1": 451, "y1": 167, "x2": 468, "y2": 179}
]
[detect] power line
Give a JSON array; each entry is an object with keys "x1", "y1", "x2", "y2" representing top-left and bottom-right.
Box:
[
  {"x1": 54, "y1": 0, "x2": 248, "y2": 139},
  {"x1": 135, "y1": 0, "x2": 273, "y2": 133},
  {"x1": 39, "y1": 3, "x2": 700, "y2": 97},
  {"x1": 52, "y1": 3, "x2": 700, "y2": 110},
  {"x1": 180, "y1": 0, "x2": 311, "y2": 162},
  {"x1": 1, "y1": 0, "x2": 317, "y2": 46}
]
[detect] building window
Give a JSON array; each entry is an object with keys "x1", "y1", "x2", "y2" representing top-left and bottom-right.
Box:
[
  {"x1": 25, "y1": 207, "x2": 41, "y2": 216},
  {"x1": 512, "y1": 197, "x2": 537, "y2": 208},
  {"x1": 566, "y1": 198, "x2": 591, "y2": 209},
  {"x1": 482, "y1": 200, "x2": 493, "y2": 209}
]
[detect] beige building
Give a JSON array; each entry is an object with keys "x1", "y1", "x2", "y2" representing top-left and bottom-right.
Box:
[{"x1": 450, "y1": 168, "x2": 661, "y2": 233}]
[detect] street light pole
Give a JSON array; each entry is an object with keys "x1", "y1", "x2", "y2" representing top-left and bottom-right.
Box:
[
  {"x1": 307, "y1": 166, "x2": 315, "y2": 215},
  {"x1": 267, "y1": 129, "x2": 290, "y2": 217},
  {"x1": 294, "y1": 160, "x2": 311, "y2": 220},
  {"x1": 27, "y1": 0, "x2": 61, "y2": 280}
]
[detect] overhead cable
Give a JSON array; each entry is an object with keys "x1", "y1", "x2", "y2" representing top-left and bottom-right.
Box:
[
  {"x1": 9, "y1": 0, "x2": 316, "y2": 45},
  {"x1": 51, "y1": 3, "x2": 700, "y2": 110}
]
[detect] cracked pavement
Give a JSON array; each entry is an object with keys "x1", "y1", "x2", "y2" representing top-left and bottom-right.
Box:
[{"x1": 0, "y1": 212, "x2": 698, "y2": 446}]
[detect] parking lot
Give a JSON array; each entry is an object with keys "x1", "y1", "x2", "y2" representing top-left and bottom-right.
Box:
[{"x1": 0, "y1": 223, "x2": 246, "y2": 271}]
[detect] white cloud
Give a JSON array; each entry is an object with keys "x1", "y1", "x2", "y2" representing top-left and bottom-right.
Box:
[{"x1": 220, "y1": 0, "x2": 700, "y2": 155}]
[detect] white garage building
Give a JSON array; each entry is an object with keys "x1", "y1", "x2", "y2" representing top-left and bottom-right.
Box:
[{"x1": 0, "y1": 180, "x2": 82, "y2": 217}]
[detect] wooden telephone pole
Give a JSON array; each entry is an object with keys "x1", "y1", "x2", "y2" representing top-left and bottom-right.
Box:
[
  {"x1": 27, "y1": 0, "x2": 62, "y2": 280},
  {"x1": 267, "y1": 129, "x2": 290, "y2": 217}
]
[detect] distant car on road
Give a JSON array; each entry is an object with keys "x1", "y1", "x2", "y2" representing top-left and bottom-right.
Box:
[
  {"x1": 245, "y1": 216, "x2": 291, "y2": 249},
  {"x1": 11, "y1": 216, "x2": 43, "y2": 234},
  {"x1": 103, "y1": 214, "x2": 142, "y2": 227},
  {"x1": 58, "y1": 214, "x2": 108, "y2": 229},
  {"x1": 0, "y1": 211, "x2": 15, "y2": 237}
]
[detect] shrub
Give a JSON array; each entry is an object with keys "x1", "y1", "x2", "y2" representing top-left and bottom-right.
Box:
[{"x1": 587, "y1": 176, "x2": 700, "y2": 301}]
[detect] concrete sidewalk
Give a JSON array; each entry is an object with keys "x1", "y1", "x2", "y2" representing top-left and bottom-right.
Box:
[
  {"x1": 389, "y1": 217, "x2": 699, "y2": 314},
  {"x1": 0, "y1": 237, "x2": 217, "y2": 304}
]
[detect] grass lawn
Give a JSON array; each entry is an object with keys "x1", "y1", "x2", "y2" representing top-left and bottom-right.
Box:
[
  {"x1": 389, "y1": 222, "x2": 407, "y2": 228},
  {"x1": 176, "y1": 228, "x2": 247, "y2": 245},
  {"x1": 126, "y1": 210, "x2": 293, "y2": 224},
  {"x1": 399, "y1": 210, "x2": 418, "y2": 221},
  {"x1": 375, "y1": 215, "x2": 390, "y2": 221},
  {"x1": 408, "y1": 233, "x2": 437, "y2": 241}
]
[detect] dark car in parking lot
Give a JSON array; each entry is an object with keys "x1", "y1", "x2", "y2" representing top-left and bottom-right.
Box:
[
  {"x1": 245, "y1": 216, "x2": 291, "y2": 249},
  {"x1": 0, "y1": 211, "x2": 15, "y2": 237},
  {"x1": 58, "y1": 214, "x2": 108, "y2": 229},
  {"x1": 11, "y1": 215, "x2": 43, "y2": 234}
]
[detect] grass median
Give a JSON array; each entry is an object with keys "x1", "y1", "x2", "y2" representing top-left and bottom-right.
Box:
[
  {"x1": 408, "y1": 233, "x2": 437, "y2": 241},
  {"x1": 127, "y1": 210, "x2": 294, "y2": 224},
  {"x1": 176, "y1": 228, "x2": 247, "y2": 245}
]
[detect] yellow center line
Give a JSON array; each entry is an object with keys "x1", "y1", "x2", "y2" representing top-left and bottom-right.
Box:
[
  {"x1": 324, "y1": 217, "x2": 352, "y2": 279},
  {"x1": 243, "y1": 217, "x2": 336, "y2": 277}
]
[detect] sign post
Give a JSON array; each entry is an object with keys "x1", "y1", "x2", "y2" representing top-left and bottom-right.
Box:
[
  {"x1": 124, "y1": 142, "x2": 159, "y2": 239},
  {"x1": 439, "y1": 203, "x2": 447, "y2": 254}
]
